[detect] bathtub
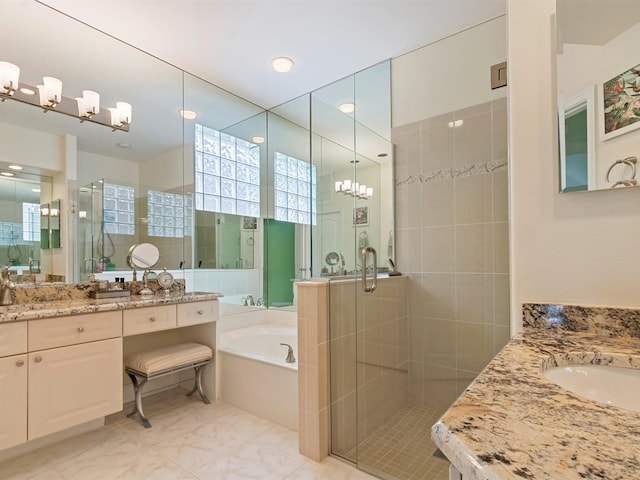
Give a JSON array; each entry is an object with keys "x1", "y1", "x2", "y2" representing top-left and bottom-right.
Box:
[{"x1": 217, "y1": 315, "x2": 298, "y2": 431}]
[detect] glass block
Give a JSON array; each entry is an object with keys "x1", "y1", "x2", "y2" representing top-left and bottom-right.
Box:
[
  {"x1": 287, "y1": 209, "x2": 297, "y2": 223},
  {"x1": 311, "y1": 165, "x2": 317, "y2": 184},
  {"x1": 288, "y1": 194, "x2": 298, "y2": 210},
  {"x1": 148, "y1": 224, "x2": 154, "y2": 236},
  {"x1": 195, "y1": 194, "x2": 203, "y2": 210},
  {"x1": 236, "y1": 143, "x2": 248, "y2": 165},
  {"x1": 185, "y1": 195, "x2": 193, "y2": 208},
  {"x1": 248, "y1": 145, "x2": 260, "y2": 167},
  {"x1": 195, "y1": 126, "x2": 202, "y2": 152},
  {"x1": 249, "y1": 185, "x2": 260, "y2": 202},
  {"x1": 103, "y1": 184, "x2": 117, "y2": 197},
  {"x1": 165, "y1": 194, "x2": 175, "y2": 206},
  {"x1": 165, "y1": 205, "x2": 174, "y2": 217},
  {"x1": 275, "y1": 207, "x2": 287, "y2": 221},
  {"x1": 220, "y1": 178, "x2": 236, "y2": 198},
  {"x1": 276, "y1": 190, "x2": 287, "y2": 207},
  {"x1": 275, "y1": 154, "x2": 287, "y2": 175},
  {"x1": 311, "y1": 183, "x2": 317, "y2": 199},
  {"x1": 103, "y1": 198, "x2": 116, "y2": 210},
  {"x1": 298, "y1": 180, "x2": 309, "y2": 197},
  {"x1": 287, "y1": 176, "x2": 297, "y2": 194},
  {"x1": 287, "y1": 157, "x2": 297, "y2": 177},
  {"x1": 104, "y1": 223, "x2": 117, "y2": 234},
  {"x1": 275, "y1": 174, "x2": 287, "y2": 191},
  {"x1": 203, "y1": 174, "x2": 220, "y2": 195},
  {"x1": 147, "y1": 216, "x2": 155, "y2": 227},
  {"x1": 118, "y1": 212, "x2": 131, "y2": 224},
  {"x1": 249, "y1": 167, "x2": 260, "y2": 185},
  {"x1": 220, "y1": 158, "x2": 236, "y2": 180},
  {"x1": 195, "y1": 174, "x2": 203, "y2": 194},
  {"x1": 154, "y1": 216, "x2": 164, "y2": 227},
  {"x1": 175, "y1": 195, "x2": 183, "y2": 207},
  {"x1": 236, "y1": 163, "x2": 249, "y2": 183},
  {"x1": 237, "y1": 201, "x2": 251, "y2": 216},
  {"x1": 203, "y1": 194, "x2": 220, "y2": 212},
  {"x1": 311, "y1": 200, "x2": 317, "y2": 213},
  {"x1": 154, "y1": 226, "x2": 164, "y2": 236},
  {"x1": 123, "y1": 224, "x2": 135, "y2": 235},
  {"x1": 175, "y1": 217, "x2": 183, "y2": 228},
  {"x1": 103, "y1": 210, "x2": 116, "y2": 223},
  {"x1": 118, "y1": 186, "x2": 132, "y2": 199},
  {"x1": 236, "y1": 182, "x2": 250, "y2": 201},
  {"x1": 221, "y1": 197, "x2": 236, "y2": 214},
  {"x1": 175, "y1": 207, "x2": 183, "y2": 218},
  {"x1": 299, "y1": 196, "x2": 309, "y2": 212},
  {"x1": 147, "y1": 191, "x2": 157, "y2": 204},
  {"x1": 184, "y1": 217, "x2": 192, "y2": 228},
  {"x1": 203, "y1": 154, "x2": 220, "y2": 176},
  {"x1": 165, "y1": 216, "x2": 174, "y2": 227},
  {"x1": 298, "y1": 211, "x2": 307, "y2": 224},
  {"x1": 220, "y1": 133, "x2": 236, "y2": 160},
  {"x1": 165, "y1": 227, "x2": 174, "y2": 237},
  {"x1": 203, "y1": 128, "x2": 220, "y2": 156},
  {"x1": 299, "y1": 161, "x2": 310, "y2": 181},
  {"x1": 118, "y1": 199, "x2": 133, "y2": 212},
  {"x1": 249, "y1": 203, "x2": 260, "y2": 218}
]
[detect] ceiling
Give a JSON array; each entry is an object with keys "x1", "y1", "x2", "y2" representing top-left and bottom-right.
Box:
[{"x1": 38, "y1": 0, "x2": 506, "y2": 110}]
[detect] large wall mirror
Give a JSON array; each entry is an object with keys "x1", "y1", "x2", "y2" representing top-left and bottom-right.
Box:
[{"x1": 557, "y1": 0, "x2": 640, "y2": 192}]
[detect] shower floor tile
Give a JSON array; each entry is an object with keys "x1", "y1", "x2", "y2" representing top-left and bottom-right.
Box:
[{"x1": 357, "y1": 406, "x2": 450, "y2": 480}]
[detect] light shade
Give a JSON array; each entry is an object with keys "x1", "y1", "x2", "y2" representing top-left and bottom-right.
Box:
[
  {"x1": 110, "y1": 101, "x2": 133, "y2": 127},
  {"x1": 272, "y1": 57, "x2": 294, "y2": 73},
  {"x1": 0, "y1": 61, "x2": 20, "y2": 95},
  {"x1": 78, "y1": 90, "x2": 100, "y2": 117},
  {"x1": 38, "y1": 76, "x2": 63, "y2": 107}
]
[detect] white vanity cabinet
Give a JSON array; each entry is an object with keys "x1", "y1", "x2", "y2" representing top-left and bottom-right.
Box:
[{"x1": 0, "y1": 322, "x2": 28, "y2": 451}]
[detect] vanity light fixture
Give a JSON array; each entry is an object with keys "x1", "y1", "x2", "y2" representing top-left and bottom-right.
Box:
[
  {"x1": 447, "y1": 119, "x2": 464, "y2": 128},
  {"x1": 339, "y1": 102, "x2": 355, "y2": 114},
  {"x1": 0, "y1": 172, "x2": 14, "y2": 177},
  {"x1": 0, "y1": 61, "x2": 19, "y2": 96},
  {"x1": 40, "y1": 206, "x2": 49, "y2": 216},
  {"x1": 78, "y1": 211, "x2": 87, "y2": 219},
  {"x1": 179, "y1": 109, "x2": 197, "y2": 120},
  {"x1": 0, "y1": 60, "x2": 132, "y2": 132},
  {"x1": 335, "y1": 179, "x2": 373, "y2": 200},
  {"x1": 272, "y1": 57, "x2": 294, "y2": 73},
  {"x1": 50, "y1": 207, "x2": 59, "y2": 217}
]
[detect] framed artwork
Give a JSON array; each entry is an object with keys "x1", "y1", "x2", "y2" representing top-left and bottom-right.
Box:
[
  {"x1": 353, "y1": 206, "x2": 368, "y2": 226},
  {"x1": 600, "y1": 63, "x2": 640, "y2": 140},
  {"x1": 242, "y1": 216, "x2": 257, "y2": 230}
]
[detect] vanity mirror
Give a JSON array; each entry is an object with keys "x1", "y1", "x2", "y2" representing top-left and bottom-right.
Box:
[{"x1": 557, "y1": 0, "x2": 640, "y2": 192}]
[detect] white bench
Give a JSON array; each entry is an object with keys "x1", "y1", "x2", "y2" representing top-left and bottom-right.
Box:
[{"x1": 124, "y1": 342, "x2": 213, "y2": 428}]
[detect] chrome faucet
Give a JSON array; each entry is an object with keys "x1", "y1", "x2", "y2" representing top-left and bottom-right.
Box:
[
  {"x1": 29, "y1": 259, "x2": 40, "y2": 274},
  {"x1": 0, "y1": 267, "x2": 15, "y2": 306},
  {"x1": 242, "y1": 294, "x2": 255, "y2": 306},
  {"x1": 280, "y1": 343, "x2": 296, "y2": 363}
]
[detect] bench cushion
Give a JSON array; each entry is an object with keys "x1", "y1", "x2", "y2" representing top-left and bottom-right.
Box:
[{"x1": 125, "y1": 342, "x2": 212, "y2": 376}]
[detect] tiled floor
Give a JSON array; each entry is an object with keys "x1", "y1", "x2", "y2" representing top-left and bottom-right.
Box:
[
  {"x1": 0, "y1": 389, "x2": 378, "y2": 480},
  {"x1": 357, "y1": 406, "x2": 449, "y2": 480}
]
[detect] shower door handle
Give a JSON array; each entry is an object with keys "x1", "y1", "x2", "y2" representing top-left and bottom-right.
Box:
[{"x1": 361, "y1": 246, "x2": 377, "y2": 293}]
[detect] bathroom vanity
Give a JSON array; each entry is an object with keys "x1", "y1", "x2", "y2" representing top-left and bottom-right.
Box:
[
  {"x1": 0, "y1": 291, "x2": 220, "y2": 453},
  {"x1": 432, "y1": 303, "x2": 640, "y2": 479}
]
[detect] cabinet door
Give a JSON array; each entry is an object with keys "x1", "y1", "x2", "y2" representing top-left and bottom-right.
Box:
[
  {"x1": 28, "y1": 338, "x2": 123, "y2": 440},
  {"x1": 0, "y1": 354, "x2": 27, "y2": 450},
  {"x1": 177, "y1": 300, "x2": 218, "y2": 327}
]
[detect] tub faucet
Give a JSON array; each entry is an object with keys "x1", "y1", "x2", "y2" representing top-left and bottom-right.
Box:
[
  {"x1": 280, "y1": 343, "x2": 296, "y2": 363},
  {"x1": 243, "y1": 294, "x2": 255, "y2": 306}
]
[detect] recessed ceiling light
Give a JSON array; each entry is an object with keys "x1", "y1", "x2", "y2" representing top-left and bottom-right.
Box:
[
  {"x1": 19, "y1": 87, "x2": 35, "y2": 95},
  {"x1": 252, "y1": 136, "x2": 265, "y2": 144},
  {"x1": 447, "y1": 119, "x2": 464, "y2": 128},
  {"x1": 1, "y1": 172, "x2": 14, "y2": 177},
  {"x1": 8, "y1": 165, "x2": 23, "y2": 170},
  {"x1": 339, "y1": 102, "x2": 355, "y2": 114},
  {"x1": 32, "y1": 188, "x2": 41, "y2": 193},
  {"x1": 179, "y1": 109, "x2": 198, "y2": 120},
  {"x1": 272, "y1": 57, "x2": 294, "y2": 73},
  {"x1": 117, "y1": 143, "x2": 132, "y2": 149}
]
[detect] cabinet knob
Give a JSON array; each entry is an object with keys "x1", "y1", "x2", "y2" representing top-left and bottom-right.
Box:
[
  {"x1": 77, "y1": 326, "x2": 85, "y2": 333},
  {"x1": 16, "y1": 360, "x2": 24, "y2": 367},
  {"x1": 197, "y1": 310, "x2": 204, "y2": 315},
  {"x1": 149, "y1": 316, "x2": 156, "y2": 322},
  {"x1": 34, "y1": 356, "x2": 42, "y2": 363}
]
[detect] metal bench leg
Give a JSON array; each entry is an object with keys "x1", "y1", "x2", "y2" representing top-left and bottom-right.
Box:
[
  {"x1": 185, "y1": 364, "x2": 210, "y2": 404},
  {"x1": 126, "y1": 370, "x2": 152, "y2": 428}
]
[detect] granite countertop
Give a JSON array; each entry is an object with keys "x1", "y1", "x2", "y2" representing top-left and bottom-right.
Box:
[
  {"x1": 0, "y1": 292, "x2": 222, "y2": 323},
  {"x1": 432, "y1": 304, "x2": 640, "y2": 480}
]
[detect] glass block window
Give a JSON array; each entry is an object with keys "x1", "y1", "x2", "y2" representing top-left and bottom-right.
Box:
[
  {"x1": 103, "y1": 183, "x2": 135, "y2": 235},
  {"x1": 194, "y1": 124, "x2": 261, "y2": 217},
  {"x1": 274, "y1": 152, "x2": 316, "y2": 225},
  {"x1": 147, "y1": 190, "x2": 193, "y2": 238},
  {"x1": 22, "y1": 203, "x2": 40, "y2": 242}
]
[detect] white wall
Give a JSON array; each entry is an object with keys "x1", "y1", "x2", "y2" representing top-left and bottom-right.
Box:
[
  {"x1": 508, "y1": 0, "x2": 640, "y2": 332},
  {"x1": 392, "y1": 15, "x2": 507, "y2": 127},
  {"x1": 77, "y1": 151, "x2": 140, "y2": 187}
]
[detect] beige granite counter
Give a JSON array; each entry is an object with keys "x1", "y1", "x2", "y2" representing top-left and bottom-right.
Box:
[
  {"x1": 0, "y1": 292, "x2": 222, "y2": 323},
  {"x1": 432, "y1": 304, "x2": 640, "y2": 480}
]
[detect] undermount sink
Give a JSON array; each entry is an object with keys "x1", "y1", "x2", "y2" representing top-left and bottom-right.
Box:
[{"x1": 543, "y1": 363, "x2": 640, "y2": 412}]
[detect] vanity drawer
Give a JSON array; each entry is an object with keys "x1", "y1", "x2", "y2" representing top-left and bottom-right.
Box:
[
  {"x1": 123, "y1": 305, "x2": 176, "y2": 336},
  {"x1": 29, "y1": 311, "x2": 122, "y2": 351},
  {"x1": 0, "y1": 322, "x2": 27, "y2": 357},
  {"x1": 177, "y1": 300, "x2": 218, "y2": 327}
]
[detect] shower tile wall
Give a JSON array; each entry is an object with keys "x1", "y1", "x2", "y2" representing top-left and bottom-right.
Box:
[{"x1": 392, "y1": 98, "x2": 509, "y2": 411}]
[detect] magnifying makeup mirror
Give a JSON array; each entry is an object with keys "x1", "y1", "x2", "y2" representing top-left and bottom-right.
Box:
[{"x1": 127, "y1": 243, "x2": 160, "y2": 295}]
